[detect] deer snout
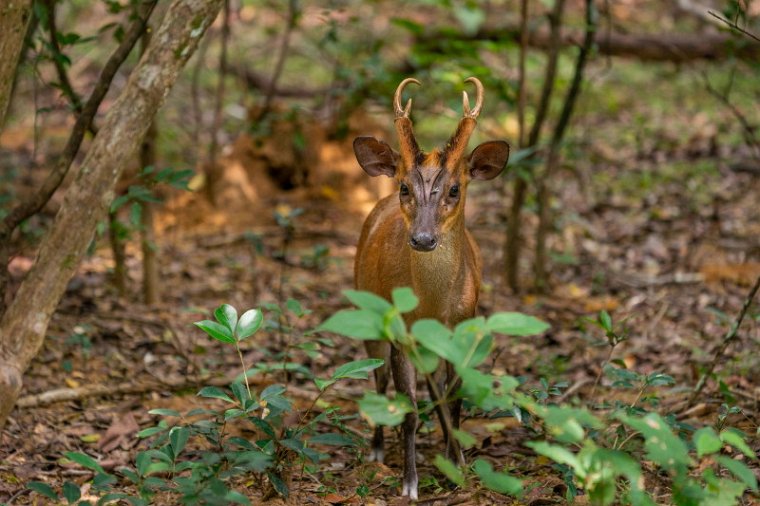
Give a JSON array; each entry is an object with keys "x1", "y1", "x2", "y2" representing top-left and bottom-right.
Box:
[{"x1": 409, "y1": 232, "x2": 437, "y2": 252}]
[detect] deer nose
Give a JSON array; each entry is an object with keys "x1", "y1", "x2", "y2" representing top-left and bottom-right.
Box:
[{"x1": 410, "y1": 232, "x2": 437, "y2": 252}]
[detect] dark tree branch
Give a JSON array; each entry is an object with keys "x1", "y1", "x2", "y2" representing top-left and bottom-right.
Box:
[
  {"x1": 0, "y1": 1, "x2": 156, "y2": 239},
  {"x1": 505, "y1": 0, "x2": 566, "y2": 293},
  {"x1": 413, "y1": 24, "x2": 760, "y2": 62},
  {"x1": 44, "y1": 0, "x2": 85, "y2": 116},
  {"x1": 528, "y1": 0, "x2": 566, "y2": 148},
  {"x1": 535, "y1": 0, "x2": 596, "y2": 291},
  {"x1": 0, "y1": 0, "x2": 157, "y2": 317},
  {"x1": 702, "y1": 72, "x2": 760, "y2": 159},
  {"x1": 516, "y1": 0, "x2": 528, "y2": 149},
  {"x1": 257, "y1": 0, "x2": 300, "y2": 120},
  {"x1": 708, "y1": 10, "x2": 760, "y2": 43},
  {"x1": 207, "y1": 0, "x2": 230, "y2": 167}
]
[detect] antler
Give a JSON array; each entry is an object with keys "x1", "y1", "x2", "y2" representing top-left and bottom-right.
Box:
[
  {"x1": 394, "y1": 78, "x2": 421, "y2": 119},
  {"x1": 442, "y1": 77, "x2": 484, "y2": 165},
  {"x1": 462, "y1": 77, "x2": 484, "y2": 119}
]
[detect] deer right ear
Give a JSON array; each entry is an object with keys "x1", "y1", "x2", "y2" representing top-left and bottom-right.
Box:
[{"x1": 353, "y1": 136, "x2": 399, "y2": 178}]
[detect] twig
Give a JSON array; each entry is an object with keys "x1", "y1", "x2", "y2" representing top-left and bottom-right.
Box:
[
  {"x1": 534, "y1": 0, "x2": 596, "y2": 291},
  {"x1": 708, "y1": 10, "x2": 760, "y2": 43},
  {"x1": 191, "y1": 28, "x2": 211, "y2": 151},
  {"x1": 207, "y1": 0, "x2": 230, "y2": 168},
  {"x1": 688, "y1": 275, "x2": 760, "y2": 406},
  {"x1": 516, "y1": 0, "x2": 528, "y2": 148},
  {"x1": 505, "y1": 0, "x2": 567, "y2": 293},
  {"x1": 528, "y1": 0, "x2": 567, "y2": 148},
  {"x1": 257, "y1": 0, "x2": 299, "y2": 120},
  {"x1": 702, "y1": 71, "x2": 760, "y2": 159},
  {"x1": 44, "y1": 0, "x2": 85, "y2": 118}
]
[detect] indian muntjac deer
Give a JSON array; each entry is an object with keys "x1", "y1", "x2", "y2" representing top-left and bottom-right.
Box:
[{"x1": 353, "y1": 77, "x2": 510, "y2": 499}]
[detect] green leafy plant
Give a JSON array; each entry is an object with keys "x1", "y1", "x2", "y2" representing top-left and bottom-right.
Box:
[
  {"x1": 29, "y1": 302, "x2": 381, "y2": 504},
  {"x1": 320, "y1": 287, "x2": 549, "y2": 497}
]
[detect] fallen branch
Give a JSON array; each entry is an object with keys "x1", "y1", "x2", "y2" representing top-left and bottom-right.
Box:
[
  {"x1": 688, "y1": 274, "x2": 760, "y2": 406},
  {"x1": 16, "y1": 373, "x2": 333, "y2": 409},
  {"x1": 227, "y1": 64, "x2": 332, "y2": 98},
  {"x1": 413, "y1": 24, "x2": 760, "y2": 62}
]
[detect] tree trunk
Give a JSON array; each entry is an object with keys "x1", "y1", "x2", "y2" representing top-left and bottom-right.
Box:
[
  {"x1": 0, "y1": 0, "x2": 223, "y2": 430},
  {"x1": 0, "y1": 0, "x2": 33, "y2": 130},
  {"x1": 140, "y1": 29, "x2": 160, "y2": 306}
]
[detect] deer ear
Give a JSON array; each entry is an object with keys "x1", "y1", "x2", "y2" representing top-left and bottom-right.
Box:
[
  {"x1": 353, "y1": 136, "x2": 399, "y2": 178},
  {"x1": 468, "y1": 140, "x2": 510, "y2": 180}
]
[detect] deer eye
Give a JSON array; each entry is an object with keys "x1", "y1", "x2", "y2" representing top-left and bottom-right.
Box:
[
  {"x1": 400, "y1": 183, "x2": 410, "y2": 196},
  {"x1": 449, "y1": 185, "x2": 459, "y2": 198}
]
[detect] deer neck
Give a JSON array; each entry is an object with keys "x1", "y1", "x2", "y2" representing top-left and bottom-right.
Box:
[{"x1": 408, "y1": 217, "x2": 466, "y2": 321}]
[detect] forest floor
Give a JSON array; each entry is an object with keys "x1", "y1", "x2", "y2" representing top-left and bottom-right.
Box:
[{"x1": 1, "y1": 34, "x2": 759, "y2": 506}]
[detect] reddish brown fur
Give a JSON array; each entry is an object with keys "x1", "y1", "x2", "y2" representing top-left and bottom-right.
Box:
[{"x1": 352, "y1": 77, "x2": 509, "y2": 500}]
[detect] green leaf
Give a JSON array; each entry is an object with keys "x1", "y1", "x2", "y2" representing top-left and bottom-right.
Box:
[
  {"x1": 314, "y1": 378, "x2": 335, "y2": 391},
  {"x1": 693, "y1": 427, "x2": 722, "y2": 457},
  {"x1": 487, "y1": 312, "x2": 550, "y2": 336},
  {"x1": 319, "y1": 309, "x2": 385, "y2": 340},
  {"x1": 542, "y1": 406, "x2": 602, "y2": 444},
  {"x1": 527, "y1": 441, "x2": 582, "y2": 476},
  {"x1": 599, "y1": 310, "x2": 613, "y2": 332},
  {"x1": 214, "y1": 304, "x2": 238, "y2": 332},
  {"x1": 472, "y1": 458, "x2": 523, "y2": 496},
  {"x1": 331, "y1": 358, "x2": 384, "y2": 380},
  {"x1": 169, "y1": 427, "x2": 190, "y2": 458},
  {"x1": 147, "y1": 408, "x2": 181, "y2": 417},
  {"x1": 714, "y1": 456, "x2": 758, "y2": 491},
  {"x1": 720, "y1": 429, "x2": 756, "y2": 459},
  {"x1": 408, "y1": 344, "x2": 439, "y2": 374},
  {"x1": 358, "y1": 392, "x2": 413, "y2": 427},
  {"x1": 412, "y1": 319, "x2": 457, "y2": 362},
  {"x1": 194, "y1": 320, "x2": 235, "y2": 344},
  {"x1": 434, "y1": 454, "x2": 464, "y2": 486},
  {"x1": 392, "y1": 287, "x2": 419, "y2": 313},
  {"x1": 617, "y1": 413, "x2": 690, "y2": 470},
  {"x1": 27, "y1": 481, "x2": 58, "y2": 500},
  {"x1": 232, "y1": 450, "x2": 273, "y2": 472},
  {"x1": 391, "y1": 16, "x2": 424, "y2": 35},
  {"x1": 64, "y1": 451, "x2": 104, "y2": 473},
  {"x1": 236, "y1": 308, "x2": 263, "y2": 340},
  {"x1": 197, "y1": 386, "x2": 234, "y2": 403},
  {"x1": 137, "y1": 426, "x2": 166, "y2": 438},
  {"x1": 453, "y1": 429, "x2": 477, "y2": 449},
  {"x1": 309, "y1": 433, "x2": 358, "y2": 447},
  {"x1": 456, "y1": 367, "x2": 518, "y2": 411},
  {"x1": 286, "y1": 298, "x2": 306, "y2": 317},
  {"x1": 62, "y1": 481, "x2": 81, "y2": 504},
  {"x1": 267, "y1": 471, "x2": 289, "y2": 498},
  {"x1": 343, "y1": 289, "x2": 392, "y2": 313},
  {"x1": 453, "y1": 4, "x2": 485, "y2": 35},
  {"x1": 453, "y1": 318, "x2": 493, "y2": 368}
]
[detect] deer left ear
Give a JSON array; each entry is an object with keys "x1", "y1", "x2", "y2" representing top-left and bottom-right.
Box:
[{"x1": 468, "y1": 140, "x2": 510, "y2": 180}]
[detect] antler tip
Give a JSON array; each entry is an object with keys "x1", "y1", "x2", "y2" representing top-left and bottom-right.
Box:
[
  {"x1": 462, "y1": 77, "x2": 484, "y2": 119},
  {"x1": 394, "y1": 78, "x2": 422, "y2": 119}
]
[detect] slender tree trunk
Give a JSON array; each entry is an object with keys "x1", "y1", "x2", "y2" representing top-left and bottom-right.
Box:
[
  {"x1": 140, "y1": 29, "x2": 160, "y2": 305},
  {"x1": 534, "y1": 0, "x2": 596, "y2": 291},
  {"x1": 0, "y1": 0, "x2": 224, "y2": 430},
  {"x1": 505, "y1": 0, "x2": 566, "y2": 293},
  {"x1": 0, "y1": 0, "x2": 32, "y2": 131},
  {"x1": 109, "y1": 212, "x2": 128, "y2": 296}
]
